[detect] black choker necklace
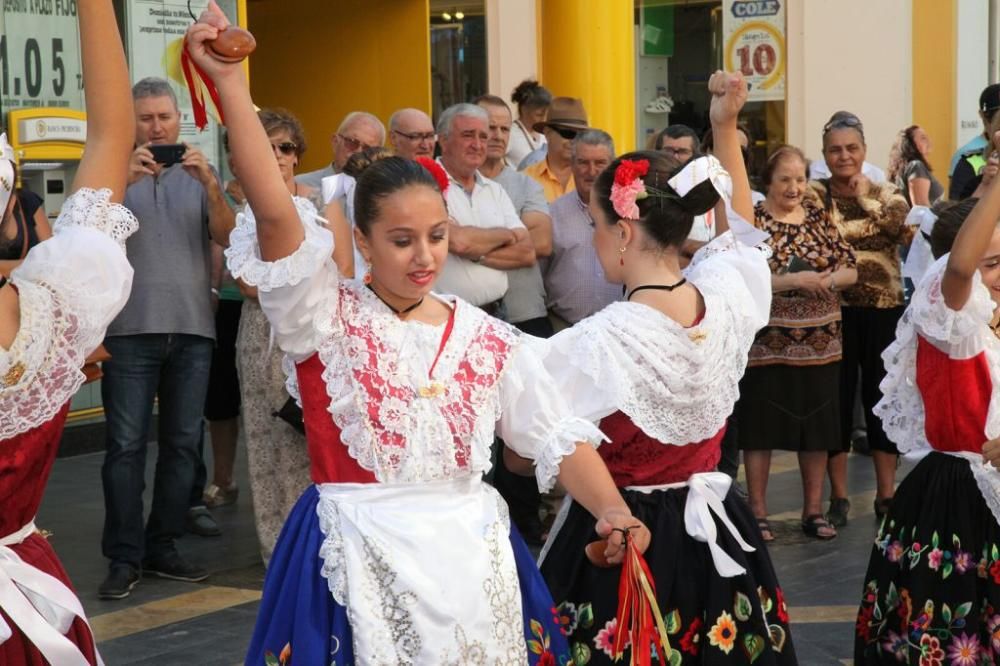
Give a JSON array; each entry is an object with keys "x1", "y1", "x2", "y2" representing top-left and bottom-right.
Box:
[
  {"x1": 366, "y1": 284, "x2": 423, "y2": 315},
  {"x1": 0, "y1": 276, "x2": 6, "y2": 290},
  {"x1": 626, "y1": 279, "x2": 687, "y2": 301}
]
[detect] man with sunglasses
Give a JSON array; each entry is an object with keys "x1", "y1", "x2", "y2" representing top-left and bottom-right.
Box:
[
  {"x1": 949, "y1": 84, "x2": 1000, "y2": 201},
  {"x1": 296, "y1": 111, "x2": 385, "y2": 191},
  {"x1": 388, "y1": 108, "x2": 437, "y2": 160},
  {"x1": 522, "y1": 97, "x2": 591, "y2": 202}
]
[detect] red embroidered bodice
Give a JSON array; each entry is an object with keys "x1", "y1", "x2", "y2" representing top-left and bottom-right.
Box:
[
  {"x1": 916, "y1": 335, "x2": 990, "y2": 454},
  {"x1": 597, "y1": 411, "x2": 724, "y2": 487}
]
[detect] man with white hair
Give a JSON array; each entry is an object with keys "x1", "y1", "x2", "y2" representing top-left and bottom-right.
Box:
[
  {"x1": 434, "y1": 103, "x2": 535, "y2": 314},
  {"x1": 388, "y1": 108, "x2": 437, "y2": 160},
  {"x1": 296, "y1": 111, "x2": 385, "y2": 190}
]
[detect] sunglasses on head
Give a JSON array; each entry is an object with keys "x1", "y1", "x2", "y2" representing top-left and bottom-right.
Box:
[
  {"x1": 822, "y1": 116, "x2": 864, "y2": 136},
  {"x1": 271, "y1": 142, "x2": 298, "y2": 156},
  {"x1": 551, "y1": 126, "x2": 580, "y2": 140}
]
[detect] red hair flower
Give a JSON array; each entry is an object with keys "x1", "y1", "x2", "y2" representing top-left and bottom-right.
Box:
[
  {"x1": 416, "y1": 157, "x2": 450, "y2": 195},
  {"x1": 610, "y1": 159, "x2": 650, "y2": 220}
]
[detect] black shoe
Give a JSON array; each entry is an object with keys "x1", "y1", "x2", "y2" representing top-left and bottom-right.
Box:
[
  {"x1": 143, "y1": 551, "x2": 209, "y2": 583},
  {"x1": 185, "y1": 506, "x2": 221, "y2": 537},
  {"x1": 827, "y1": 497, "x2": 851, "y2": 528},
  {"x1": 98, "y1": 563, "x2": 140, "y2": 600}
]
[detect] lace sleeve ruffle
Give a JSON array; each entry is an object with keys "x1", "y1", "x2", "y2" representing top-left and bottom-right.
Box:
[
  {"x1": 497, "y1": 340, "x2": 607, "y2": 492},
  {"x1": 225, "y1": 196, "x2": 333, "y2": 292},
  {"x1": 907, "y1": 255, "x2": 993, "y2": 353},
  {"x1": 875, "y1": 256, "x2": 1000, "y2": 455},
  {"x1": 51, "y1": 187, "x2": 138, "y2": 250},
  {"x1": 686, "y1": 231, "x2": 773, "y2": 331}
]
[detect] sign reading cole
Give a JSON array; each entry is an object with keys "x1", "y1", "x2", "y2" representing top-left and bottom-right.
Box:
[{"x1": 723, "y1": 0, "x2": 786, "y2": 103}]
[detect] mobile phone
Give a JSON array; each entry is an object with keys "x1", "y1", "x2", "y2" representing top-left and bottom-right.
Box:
[
  {"x1": 784, "y1": 255, "x2": 813, "y2": 274},
  {"x1": 149, "y1": 144, "x2": 186, "y2": 167}
]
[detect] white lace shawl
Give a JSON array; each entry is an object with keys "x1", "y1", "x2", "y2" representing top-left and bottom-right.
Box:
[
  {"x1": 225, "y1": 197, "x2": 602, "y2": 490},
  {"x1": 875, "y1": 254, "x2": 1000, "y2": 454},
  {"x1": 541, "y1": 231, "x2": 772, "y2": 444},
  {"x1": 0, "y1": 188, "x2": 137, "y2": 439}
]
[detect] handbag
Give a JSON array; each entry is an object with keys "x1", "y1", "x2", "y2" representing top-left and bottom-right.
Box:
[{"x1": 272, "y1": 396, "x2": 305, "y2": 435}]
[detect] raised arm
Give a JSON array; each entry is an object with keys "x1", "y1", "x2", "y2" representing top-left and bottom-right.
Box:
[
  {"x1": 186, "y1": 2, "x2": 301, "y2": 261},
  {"x1": 71, "y1": 0, "x2": 134, "y2": 201},
  {"x1": 942, "y1": 173, "x2": 1000, "y2": 311},
  {"x1": 707, "y1": 71, "x2": 752, "y2": 224}
]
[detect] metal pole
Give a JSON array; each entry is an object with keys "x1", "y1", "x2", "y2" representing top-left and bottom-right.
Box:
[{"x1": 991, "y1": 0, "x2": 1000, "y2": 84}]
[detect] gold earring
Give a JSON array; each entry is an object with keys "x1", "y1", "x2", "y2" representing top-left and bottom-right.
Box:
[
  {"x1": 619, "y1": 247, "x2": 626, "y2": 266},
  {"x1": 363, "y1": 262, "x2": 373, "y2": 284}
]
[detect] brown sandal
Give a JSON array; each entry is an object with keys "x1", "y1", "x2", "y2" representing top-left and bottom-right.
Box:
[
  {"x1": 801, "y1": 514, "x2": 837, "y2": 540},
  {"x1": 756, "y1": 517, "x2": 775, "y2": 542}
]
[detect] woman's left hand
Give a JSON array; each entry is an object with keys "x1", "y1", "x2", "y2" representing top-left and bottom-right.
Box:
[
  {"x1": 595, "y1": 510, "x2": 651, "y2": 565},
  {"x1": 984, "y1": 438, "x2": 1000, "y2": 469},
  {"x1": 708, "y1": 70, "x2": 748, "y2": 127},
  {"x1": 185, "y1": 0, "x2": 241, "y2": 83}
]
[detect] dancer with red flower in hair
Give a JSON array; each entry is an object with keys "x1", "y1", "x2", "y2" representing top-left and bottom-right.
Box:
[
  {"x1": 185, "y1": 3, "x2": 651, "y2": 664},
  {"x1": 511, "y1": 71, "x2": 798, "y2": 664}
]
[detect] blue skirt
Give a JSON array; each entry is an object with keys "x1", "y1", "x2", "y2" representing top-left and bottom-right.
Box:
[{"x1": 245, "y1": 485, "x2": 572, "y2": 665}]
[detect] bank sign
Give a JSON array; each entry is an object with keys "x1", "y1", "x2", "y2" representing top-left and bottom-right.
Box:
[
  {"x1": 0, "y1": 0, "x2": 84, "y2": 113},
  {"x1": 723, "y1": 0, "x2": 786, "y2": 102}
]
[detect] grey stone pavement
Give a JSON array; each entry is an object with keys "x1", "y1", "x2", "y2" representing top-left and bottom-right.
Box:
[{"x1": 37, "y1": 443, "x2": 905, "y2": 664}]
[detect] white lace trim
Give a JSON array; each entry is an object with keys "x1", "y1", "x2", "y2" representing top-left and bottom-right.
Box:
[
  {"x1": 316, "y1": 492, "x2": 349, "y2": 606},
  {"x1": 224, "y1": 196, "x2": 331, "y2": 291},
  {"x1": 51, "y1": 187, "x2": 138, "y2": 251},
  {"x1": 960, "y1": 453, "x2": 1000, "y2": 529},
  {"x1": 533, "y1": 417, "x2": 604, "y2": 493},
  {"x1": 0, "y1": 282, "x2": 89, "y2": 439},
  {"x1": 314, "y1": 283, "x2": 519, "y2": 483},
  {"x1": 874, "y1": 256, "x2": 1000, "y2": 455}
]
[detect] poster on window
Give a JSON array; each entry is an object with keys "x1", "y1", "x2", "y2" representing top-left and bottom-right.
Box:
[
  {"x1": 126, "y1": 0, "x2": 238, "y2": 162},
  {"x1": 0, "y1": 1, "x2": 84, "y2": 113},
  {"x1": 722, "y1": 0, "x2": 786, "y2": 103}
]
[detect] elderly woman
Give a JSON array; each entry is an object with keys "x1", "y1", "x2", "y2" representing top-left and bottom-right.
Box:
[
  {"x1": 811, "y1": 112, "x2": 912, "y2": 527},
  {"x1": 739, "y1": 145, "x2": 858, "y2": 541},
  {"x1": 887, "y1": 125, "x2": 943, "y2": 207}
]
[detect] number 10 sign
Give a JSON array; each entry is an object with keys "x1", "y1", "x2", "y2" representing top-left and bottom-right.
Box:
[{"x1": 723, "y1": 0, "x2": 786, "y2": 103}]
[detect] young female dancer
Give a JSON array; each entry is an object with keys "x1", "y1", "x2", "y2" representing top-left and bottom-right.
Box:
[
  {"x1": 186, "y1": 5, "x2": 650, "y2": 664},
  {"x1": 854, "y1": 176, "x2": 1000, "y2": 662},
  {"x1": 0, "y1": 1, "x2": 135, "y2": 663},
  {"x1": 530, "y1": 72, "x2": 798, "y2": 665}
]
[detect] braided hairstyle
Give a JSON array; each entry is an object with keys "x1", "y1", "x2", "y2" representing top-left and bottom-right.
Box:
[{"x1": 593, "y1": 150, "x2": 720, "y2": 249}]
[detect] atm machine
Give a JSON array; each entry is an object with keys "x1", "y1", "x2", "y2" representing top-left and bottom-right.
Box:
[{"x1": 7, "y1": 107, "x2": 86, "y2": 224}]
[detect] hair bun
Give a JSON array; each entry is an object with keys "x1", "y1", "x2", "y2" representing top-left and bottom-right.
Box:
[{"x1": 343, "y1": 146, "x2": 392, "y2": 178}]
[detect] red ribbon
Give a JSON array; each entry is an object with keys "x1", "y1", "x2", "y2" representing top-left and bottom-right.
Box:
[
  {"x1": 180, "y1": 39, "x2": 225, "y2": 131},
  {"x1": 612, "y1": 531, "x2": 671, "y2": 665}
]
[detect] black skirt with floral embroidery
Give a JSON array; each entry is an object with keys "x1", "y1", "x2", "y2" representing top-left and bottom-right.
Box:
[
  {"x1": 855, "y1": 452, "x2": 1000, "y2": 664},
  {"x1": 540, "y1": 486, "x2": 797, "y2": 665}
]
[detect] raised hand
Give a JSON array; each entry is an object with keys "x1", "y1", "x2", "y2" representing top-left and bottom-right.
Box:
[
  {"x1": 185, "y1": 0, "x2": 240, "y2": 84},
  {"x1": 708, "y1": 70, "x2": 748, "y2": 128}
]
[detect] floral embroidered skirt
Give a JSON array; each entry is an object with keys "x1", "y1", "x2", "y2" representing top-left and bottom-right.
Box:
[
  {"x1": 854, "y1": 452, "x2": 1000, "y2": 664},
  {"x1": 245, "y1": 485, "x2": 571, "y2": 665},
  {"x1": 540, "y1": 486, "x2": 797, "y2": 665}
]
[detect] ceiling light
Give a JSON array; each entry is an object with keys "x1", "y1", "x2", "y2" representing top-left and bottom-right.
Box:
[
  {"x1": 455, "y1": 11, "x2": 464, "y2": 19},
  {"x1": 442, "y1": 11, "x2": 452, "y2": 20}
]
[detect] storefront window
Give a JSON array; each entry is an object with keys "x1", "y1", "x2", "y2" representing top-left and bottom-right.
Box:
[
  {"x1": 636, "y1": 0, "x2": 786, "y2": 186},
  {"x1": 430, "y1": 0, "x2": 487, "y2": 121}
]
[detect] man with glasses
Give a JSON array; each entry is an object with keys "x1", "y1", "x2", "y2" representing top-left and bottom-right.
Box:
[
  {"x1": 388, "y1": 108, "x2": 437, "y2": 160},
  {"x1": 653, "y1": 124, "x2": 700, "y2": 163},
  {"x1": 949, "y1": 84, "x2": 1000, "y2": 200},
  {"x1": 522, "y1": 97, "x2": 591, "y2": 202},
  {"x1": 296, "y1": 111, "x2": 385, "y2": 190}
]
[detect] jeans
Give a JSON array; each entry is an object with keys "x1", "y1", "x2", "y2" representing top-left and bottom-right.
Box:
[{"x1": 101, "y1": 334, "x2": 213, "y2": 568}]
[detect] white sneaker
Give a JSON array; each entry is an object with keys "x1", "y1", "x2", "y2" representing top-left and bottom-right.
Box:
[{"x1": 645, "y1": 95, "x2": 674, "y2": 114}]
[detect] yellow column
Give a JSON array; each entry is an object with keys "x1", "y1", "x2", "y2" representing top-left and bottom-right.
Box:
[
  {"x1": 913, "y1": 0, "x2": 957, "y2": 177},
  {"x1": 539, "y1": 0, "x2": 636, "y2": 153}
]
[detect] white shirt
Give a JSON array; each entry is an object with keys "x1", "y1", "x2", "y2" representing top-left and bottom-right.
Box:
[
  {"x1": 436, "y1": 162, "x2": 526, "y2": 306},
  {"x1": 809, "y1": 159, "x2": 886, "y2": 184}
]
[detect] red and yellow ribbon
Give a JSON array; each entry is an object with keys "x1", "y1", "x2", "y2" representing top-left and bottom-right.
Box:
[{"x1": 612, "y1": 531, "x2": 672, "y2": 665}]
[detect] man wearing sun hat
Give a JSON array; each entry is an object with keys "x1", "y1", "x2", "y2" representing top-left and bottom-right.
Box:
[{"x1": 522, "y1": 97, "x2": 591, "y2": 202}]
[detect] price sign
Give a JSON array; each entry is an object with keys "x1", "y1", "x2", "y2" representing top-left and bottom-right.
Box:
[
  {"x1": 0, "y1": 1, "x2": 83, "y2": 112},
  {"x1": 723, "y1": 0, "x2": 786, "y2": 102}
]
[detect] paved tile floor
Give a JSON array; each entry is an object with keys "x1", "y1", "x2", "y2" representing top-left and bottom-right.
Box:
[{"x1": 38, "y1": 443, "x2": 907, "y2": 664}]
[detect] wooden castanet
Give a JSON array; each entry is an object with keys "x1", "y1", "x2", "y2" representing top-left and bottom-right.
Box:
[
  {"x1": 585, "y1": 539, "x2": 614, "y2": 568},
  {"x1": 205, "y1": 26, "x2": 256, "y2": 63}
]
